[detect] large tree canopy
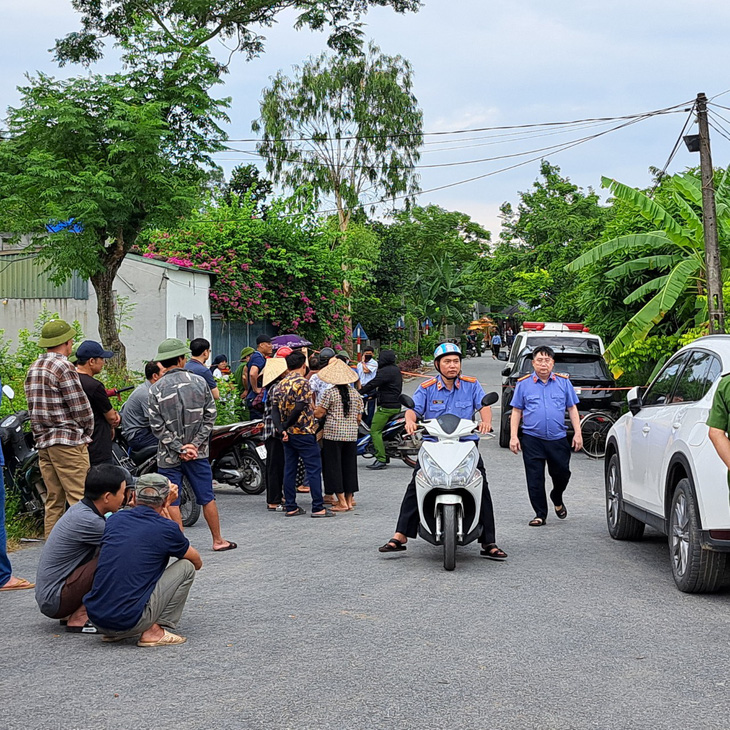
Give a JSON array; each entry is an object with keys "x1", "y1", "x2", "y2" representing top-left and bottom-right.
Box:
[{"x1": 54, "y1": 0, "x2": 422, "y2": 65}]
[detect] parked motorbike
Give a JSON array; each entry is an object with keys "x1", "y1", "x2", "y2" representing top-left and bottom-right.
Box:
[
  {"x1": 357, "y1": 396, "x2": 423, "y2": 467},
  {"x1": 0, "y1": 384, "x2": 45, "y2": 519},
  {"x1": 208, "y1": 419, "x2": 267, "y2": 494},
  {"x1": 401, "y1": 391, "x2": 498, "y2": 571}
]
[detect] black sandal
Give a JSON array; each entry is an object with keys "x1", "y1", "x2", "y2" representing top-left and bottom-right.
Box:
[
  {"x1": 480, "y1": 543, "x2": 508, "y2": 560},
  {"x1": 555, "y1": 505, "x2": 567, "y2": 519},
  {"x1": 528, "y1": 517, "x2": 546, "y2": 527},
  {"x1": 378, "y1": 538, "x2": 407, "y2": 553}
]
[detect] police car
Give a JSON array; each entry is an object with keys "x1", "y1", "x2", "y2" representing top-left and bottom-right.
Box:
[
  {"x1": 498, "y1": 345, "x2": 616, "y2": 448},
  {"x1": 507, "y1": 322, "x2": 605, "y2": 367}
]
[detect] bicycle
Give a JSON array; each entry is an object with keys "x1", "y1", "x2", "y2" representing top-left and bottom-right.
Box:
[{"x1": 580, "y1": 410, "x2": 617, "y2": 459}]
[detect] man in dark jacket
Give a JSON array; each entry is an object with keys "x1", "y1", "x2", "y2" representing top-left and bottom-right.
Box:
[{"x1": 360, "y1": 349, "x2": 403, "y2": 470}]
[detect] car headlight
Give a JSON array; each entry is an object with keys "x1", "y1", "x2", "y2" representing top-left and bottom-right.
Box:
[
  {"x1": 450, "y1": 450, "x2": 479, "y2": 486},
  {"x1": 420, "y1": 450, "x2": 450, "y2": 486}
]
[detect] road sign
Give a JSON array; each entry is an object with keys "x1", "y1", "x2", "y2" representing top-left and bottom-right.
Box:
[
  {"x1": 394, "y1": 317, "x2": 405, "y2": 330},
  {"x1": 352, "y1": 323, "x2": 368, "y2": 340}
]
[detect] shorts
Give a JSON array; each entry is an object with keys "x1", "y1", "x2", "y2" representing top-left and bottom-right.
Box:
[{"x1": 158, "y1": 458, "x2": 215, "y2": 506}]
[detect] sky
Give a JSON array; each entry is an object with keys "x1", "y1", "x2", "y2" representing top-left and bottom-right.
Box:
[{"x1": 2, "y1": 0, "x2": 730, "y2": 236}]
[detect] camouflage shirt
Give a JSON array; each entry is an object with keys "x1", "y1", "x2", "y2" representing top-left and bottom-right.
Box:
[{"x1": 148, "y1": 367, "x2": 217, "y2": 467}]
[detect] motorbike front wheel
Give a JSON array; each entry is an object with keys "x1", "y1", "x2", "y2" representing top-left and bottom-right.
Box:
[
  {"x1": 235, "y1": 445, "x2": 266, "y2": 495},
  {"x1": 179, "y1": 477, "x2": 201, "y2": 528},
  {"x1": 443, "y1": 504, "x2": 457, "y2": 571}
]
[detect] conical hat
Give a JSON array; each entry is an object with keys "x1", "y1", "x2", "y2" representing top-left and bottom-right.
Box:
[
  {"x1": 318, "y1": 357, "x2": 359, "y2": 385},
  {"x1": 262, "y1": 357, "x2": 288, "y2": 387}
]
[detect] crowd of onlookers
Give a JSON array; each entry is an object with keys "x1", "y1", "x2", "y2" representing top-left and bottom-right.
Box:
[{"x1": 1, "y1": 319, "x2": 403, "y2": 647}]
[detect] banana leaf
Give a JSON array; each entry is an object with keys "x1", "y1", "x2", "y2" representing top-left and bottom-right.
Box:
[
  {"x1": 606, "y1": 255, "x2": 680, "y2": 279},
  {"x1": 565, "y1": 232, "x2": 669, "y2": 273},
  {"x1": 623, "y1": 275, "x2": 668, "y2": 304},
  {"x1": 671, "y1": 192, "x2": 704, "y2": 239},
  {"x1": 672, "y1": 174, "x2": 703, "y2": 208}
]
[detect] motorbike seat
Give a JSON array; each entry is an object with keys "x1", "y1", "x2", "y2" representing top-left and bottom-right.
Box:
[{"x1": 129, "y1": 445, "x2": 157, "y2": 465}]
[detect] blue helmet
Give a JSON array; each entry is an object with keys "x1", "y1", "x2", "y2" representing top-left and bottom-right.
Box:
[{"x1": 433, "y1": 342, "x2": 462, "y2": 362}]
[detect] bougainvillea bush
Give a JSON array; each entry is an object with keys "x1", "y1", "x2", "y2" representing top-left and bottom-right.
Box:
[{"x1": 138, "y1": 192, "x2": 347, "y2": 343}]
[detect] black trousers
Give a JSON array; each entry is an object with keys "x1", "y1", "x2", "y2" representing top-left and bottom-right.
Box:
[
  {"x1": 322, "y1": 439, "x2": 359, "y2": 495},
  {"x1": 520, "y1": 433, "x2": 572, "y2": 519},
  {"x1": 395, "y1": 456, "x2": 496, "y2": 545},
  {"x1": 266, "y1": 437, "x2": 284, "y2": 504}
]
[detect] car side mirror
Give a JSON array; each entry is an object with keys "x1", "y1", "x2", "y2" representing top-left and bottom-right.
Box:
[
  {"x1": 501, "y1": 367, "x2": 511, "y2": 377},
  {"x1": 400, "y1": 394, "x2": 415, "y2": 409},
  {"x1": 2, "y1": 384, "x2": 15, "y2": 400},
  {"x1": 627, "y1": 386, "x2": 642, "y2": 416},
  {"x1": 481, "y1": 392, "x2": 499, "y2": 407}
]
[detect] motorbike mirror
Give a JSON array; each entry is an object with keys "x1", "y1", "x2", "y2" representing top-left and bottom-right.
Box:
[
  {"x1": 481, "y1": 392, "x2": 499, "y2": 407},
  {"x1": 2, "y1": 384, "x2": 15, "y2": 400},
  {"x1": 501, "y1": 367, "x2": 511, "y2": 377},
  {"x1": 400, "y1": 394, "x2": 415, "y2": 409}
]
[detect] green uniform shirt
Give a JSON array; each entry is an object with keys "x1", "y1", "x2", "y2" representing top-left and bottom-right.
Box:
[{"x1": 706, "y1": 374, "x2": 730, "y2": 492}]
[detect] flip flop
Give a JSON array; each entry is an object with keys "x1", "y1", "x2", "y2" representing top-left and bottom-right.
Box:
[
  {"x1": 137, "y1": 629, "x2": 187, "y2": 647},
  {"x1": 0, "y1": 577, "x2": 34, "y2": 591},
  {"x1": 285, "y1": 507, "x2": 306, "y2": 517},
  {"x1": 529, "y1": 517, "x2": 546, "y2": 527},
  {"x1": 480, "y1": 544, "x2": 508, "y2": 561},
  {"x1": 378, "y1": 538, "x2": 407, "y2": 553},
  {"x1": 311, "y1": 510, "x2": 335, "y2": 518},
  {"x1": 66, "y1": 621, "x2": 99, "y2": 634},
  {"x1": 555, "y1": 505, "x2": 568, "y2": 519},
  {"x1": 213, "y1": 542, "x2": 238, "y2": 552}
]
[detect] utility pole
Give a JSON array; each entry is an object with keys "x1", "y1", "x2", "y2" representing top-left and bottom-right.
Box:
[{"x1": 696, "y1": 92, "x2": 725, "y2": 334}]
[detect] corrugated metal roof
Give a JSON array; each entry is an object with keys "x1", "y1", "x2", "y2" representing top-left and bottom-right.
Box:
[{"x1": 0, "y1": 253, "x2": 88, "y2": 299}]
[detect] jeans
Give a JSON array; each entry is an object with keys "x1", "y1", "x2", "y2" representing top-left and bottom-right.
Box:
[
  {"x1": 0, "y1": 468, "x2": 12, "y2": 587},
  {"x1": 370, "y1": 407, "x2": 401, "y2": 463},
  {"x1": 128, "y1": 428, "x2": 158, "y2": 451},
  {"x1": 283, "y1": 434, "x2": 323, "y2": 512},
  {"x1": 520, "y1": 433, "x2": 572, "y2": 519}
]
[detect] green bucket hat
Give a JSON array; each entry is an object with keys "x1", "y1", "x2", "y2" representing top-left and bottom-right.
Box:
[
  {"x1": 153, "y1": 337, "x2": 190, "y2": 362},
  {"x1": 38, "y1": 319, "x2": 76, "y2": 348},
  {"x1": 239, "y1": 346, "x2": 255, "y2": 361}
]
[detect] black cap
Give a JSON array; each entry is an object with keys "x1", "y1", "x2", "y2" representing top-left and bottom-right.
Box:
[
  {"x1": 76, "y1": 340, "x2": 115, "y2": 359},
  {"x1": 256, "y1": 334, "x2": 272, "y2": 345}
]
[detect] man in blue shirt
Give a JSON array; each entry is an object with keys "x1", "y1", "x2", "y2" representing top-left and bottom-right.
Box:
[
  {"x1": 246, "y1": 334, "x2": 273, "y2": 417},
  {"x1": 85, "y1": 474, "x2": 202, "y2": 647},
  {"x1": 185, "y1": 338, "x2": 220, "y2": 400},
  {"x1": 378, "y1": 344, "x2": 507, "y2": 561},
  {"x1": 509, "y1": 345, "x2": 583, "y2": 526}
]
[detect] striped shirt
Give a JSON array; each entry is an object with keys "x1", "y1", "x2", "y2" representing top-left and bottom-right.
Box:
[{"x1": 24, "y1": 353, "x2": 94, "y2": 449}]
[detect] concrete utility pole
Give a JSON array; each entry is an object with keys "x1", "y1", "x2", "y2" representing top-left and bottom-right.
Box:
[{"x1": 696, "y1": 92, "x2": 725, "y2": 334}]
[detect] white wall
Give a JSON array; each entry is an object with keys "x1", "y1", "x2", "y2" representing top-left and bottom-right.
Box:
[{"x1": 163, "y1": 267, "x2": 212, "y2": 343}]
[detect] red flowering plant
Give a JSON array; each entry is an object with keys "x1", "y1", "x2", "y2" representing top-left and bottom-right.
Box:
[{"x1": 137, "y1": 191, "x2": 346, "y2": 343}]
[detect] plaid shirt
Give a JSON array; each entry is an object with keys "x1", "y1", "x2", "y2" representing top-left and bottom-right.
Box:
[
  {"x1": 320, "y1": 386, "x2": 363, "y2": 441},
  {"x1": 24, "y1": 353, "x2": 94, "y2": 449}
]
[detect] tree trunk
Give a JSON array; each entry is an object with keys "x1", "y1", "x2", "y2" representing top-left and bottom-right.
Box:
[{"x1": 90, "y1": 236, "x2": 128, "y2": 370}]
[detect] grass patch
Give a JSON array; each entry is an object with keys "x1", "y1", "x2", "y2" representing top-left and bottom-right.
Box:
[{"x1": 5, "y1": 492, "x2": 42, "y2": 550}]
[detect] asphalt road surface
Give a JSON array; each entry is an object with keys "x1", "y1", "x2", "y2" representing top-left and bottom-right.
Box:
[{"x1": 3, "y1": 354, "x2": 729, "y2": 730}]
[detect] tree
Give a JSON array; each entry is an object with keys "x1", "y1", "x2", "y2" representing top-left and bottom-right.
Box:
[
  {"x1": 566, "y1": 171, "x2": 730, "y2": 365},
  {"x1": 0, "y1": 68, "x2": 223, "y2": 367},
  {"x1": 252, "y1": 42, "x2": 423, "y2": 326},
  {"x1": 221, "y1": 163, "x2": 273, "y2": 214}
]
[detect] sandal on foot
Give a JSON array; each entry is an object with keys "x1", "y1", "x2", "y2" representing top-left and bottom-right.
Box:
[
  {"x1": 378, "y1": 538, "x2": 407, "y2": 553},
  {"x1": 311, "y1": 509, "x2": 335, "y2": 518},
  {"x1": 66, "y1": 621, "x2": 99, "y2": 634},
  {"x1": 480, "y1": 543, "x2": 508, "y2": 560},
  {"x1": 529, "y1": 517, "x2": 546, "y2": 527},
  {"x1": 285, "y1": 507, "x2": 306, "y2": 517},
  {"x1": 555, "y1": 505, "x2": 567, "y2": 519},
  {"x1": 213, "y1": 541, "x2": 238, "y2": 552},
  {"x1": 137, "y1": 629, "x2": 187, "y2": 647},
  {"x1": 0, "y1": 577, "x2": 34, "y2": 591}
]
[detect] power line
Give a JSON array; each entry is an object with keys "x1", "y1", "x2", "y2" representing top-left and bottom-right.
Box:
[{"x1": 650, "y1": 103, "x2": 696, "y2": 195}]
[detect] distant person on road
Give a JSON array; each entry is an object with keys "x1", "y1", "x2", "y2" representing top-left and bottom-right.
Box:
[
  {"x1": 34, "y1": 464, "x2": 128, "y2": 634},
  {"x1": 25, "y1": 319, "x2": 94, "y2": 537},
  {"x1": 509, "y1": 345, "x2": 583, "y2": 526},
  {"x1": 85, "y1": 474, "x2": 202, "y2": 647},
  {"x1": 378, "y1": 343, "x2": 507, "y2": 560},
  {"x1": 185, "y1": 338, "x2": 220, "y2": 400},
  {"x1": 148, "y1": 338, "x2": 237, "y2": 552},
  {"x1": 75, "y1": 341, "x2": 121, "y2": 465},
  {"x1": 359, "y1": 349, "x2": 403, "y2": 470},
  {"x1": 121, "y1": 360, "x2": 163, "y2": 451},
  {"x1": 490, "y1": 332, "x2": 502, "y2": 359},
  {"x1": 356, "y1": 346, "x2": 378, "y2": 427}
]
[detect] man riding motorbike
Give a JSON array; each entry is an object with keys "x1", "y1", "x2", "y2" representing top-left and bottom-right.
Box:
[{"x1": 378, "y1": 343, "x2": 507, "y2": 561}]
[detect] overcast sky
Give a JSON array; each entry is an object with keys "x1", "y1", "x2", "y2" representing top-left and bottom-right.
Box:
[{"x1": 2, "y1": 0, "x2": 730, "y2": 235}]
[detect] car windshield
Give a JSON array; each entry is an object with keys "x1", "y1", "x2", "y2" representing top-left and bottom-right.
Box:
[
  {"x1": 524, "y1": 336, "x2": 601, "y2": 353},
  {"x1": 519, "y1": 354, "x2": 611, "y2": 380}
]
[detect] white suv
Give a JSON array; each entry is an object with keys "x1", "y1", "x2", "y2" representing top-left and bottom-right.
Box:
[
  {"x1": 605, "y1": 335, "x2": 730, "y2": 593},
  {"x1": 508, "y1": 322, "x2": 605, "y2": 366}
]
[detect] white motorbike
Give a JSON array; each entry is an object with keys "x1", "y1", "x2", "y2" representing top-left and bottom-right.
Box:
[{"x1": 401, "y1": 392, "x2": 498, "y2": 571}]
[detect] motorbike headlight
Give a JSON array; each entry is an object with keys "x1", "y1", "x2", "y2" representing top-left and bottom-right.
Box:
[
  {"x1": 450, "y1": 449, "x2": 479, "y2": 486},
  {"x1": 420, "y1": 450, "x2": 450, "y2": 487}
]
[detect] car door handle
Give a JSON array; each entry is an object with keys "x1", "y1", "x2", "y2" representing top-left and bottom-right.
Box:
[{"x1": 642, "y1": 426, "x2": 650, "y2": 434}]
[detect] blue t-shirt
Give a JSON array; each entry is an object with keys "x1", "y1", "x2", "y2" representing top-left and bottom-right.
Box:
[
  {"x1": 510, "y1": 372, "x2": 580, "y2": 440},
  {"x1": 412, "y1": 375, "x2": 486, "y2": 442},
  {"x1": 245, "y1": 351, "x2": 267, "y2": 400},
  {"x1": 84, "y1": 506, "x2": 190, "y2": 631},
  {"x1": 185, "y1": 359, "x2": 217, "y2": 391}
]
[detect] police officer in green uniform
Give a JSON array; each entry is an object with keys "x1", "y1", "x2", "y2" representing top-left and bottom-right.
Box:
[{"x1": 707, "y1": 375, "x2": 730, "y2": 489}]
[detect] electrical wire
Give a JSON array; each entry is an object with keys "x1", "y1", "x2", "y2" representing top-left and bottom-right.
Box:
[{"x1": 650, "y1": 103, "x2": 696, "y2": 195}]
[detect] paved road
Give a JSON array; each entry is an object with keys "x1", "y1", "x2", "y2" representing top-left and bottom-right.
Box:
[{"x1": 3, "y1": 355, "x2": 729, "y2": 730}]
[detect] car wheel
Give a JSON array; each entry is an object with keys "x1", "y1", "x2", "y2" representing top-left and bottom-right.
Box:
[
  {"x1": 605, "y1": 453, "x2": 644, "y2": 540},
  {"x1": 498, "y1": 412, "x2": 510, "y2": 449},
  {"x1": 669, "y1": 478, "x2": 727, "y2": 593}
]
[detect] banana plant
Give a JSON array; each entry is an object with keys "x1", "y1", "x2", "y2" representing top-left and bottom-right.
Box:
[{"x1": 566, "y1": 172, "x2": 730, "y2": 368}]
